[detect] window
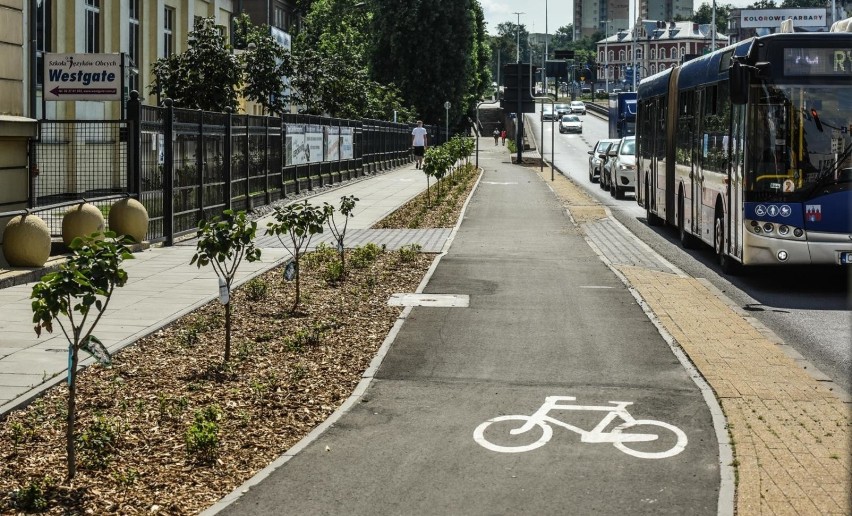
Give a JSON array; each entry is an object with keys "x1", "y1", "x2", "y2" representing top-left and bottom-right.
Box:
[
  {"x1": 36, "y1": 0, "x2": 52, "y2": 88},
  {"x1": 273, "y1": 6, "x2": 286, "y2": 29},
  {"x1": 129, "y1": 0, "x2": 141, "y2": 92},
  {"x1": 660, "y1": 48, "x2": 666, "y2": 60},
  {"x1": 619, "y1": 50, "x2": 625, "y2": 60},
  {"x1": 651, "y1": 48, "x2": 656, "y2": 59},
  {"x1": 85, "y1": 0, "x2": 100, "y2": 53},
  {"x1": 164, "y1": 7, "x2": 175, "y2": 57}
]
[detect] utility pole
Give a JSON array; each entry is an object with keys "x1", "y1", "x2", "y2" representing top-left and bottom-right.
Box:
[
  {"x1": 711, "y1": 0, "x2": 716, "y2": 52},
  {"x1": 514, "y1": 12, "x2": 524, "y2": 62}
]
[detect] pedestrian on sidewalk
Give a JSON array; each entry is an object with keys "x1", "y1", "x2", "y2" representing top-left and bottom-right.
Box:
[
  {"x1": 411, "y1": 121, "x2": 428, "y2": 169},
  {"x1": 493, "y1": 128, "x2": 500, "y2": 146},
  {"x1": 500, "y1": 129, "x2": 507, "y2": 146}
]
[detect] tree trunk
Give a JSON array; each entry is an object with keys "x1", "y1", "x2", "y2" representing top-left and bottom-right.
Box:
[{"x1": 66, "y1": 343, "x2": 79, "y2": 480}]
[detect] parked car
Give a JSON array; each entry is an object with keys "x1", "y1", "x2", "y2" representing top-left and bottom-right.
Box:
[
  {"x1": 604, "y1": 136, "x2": 636, "y2": 199},
  {"x1": 558, "y1": 114, "x2": 583, "y2": 134},
  {"x1": 570, "y1": 101, "x2": 586, "y2": 114},
  {"x1": 554, "y1": 103, "x2": 571, "y2": 117},
  {"x1": 587, "y1": 139, "x2": 617, "y2": 183},
  {"x1": 542, "y1": 105, "x2": 556, "y2": 121},
  {"x1": 600, "y1": 138, "x2": 621, "y2": 192}
]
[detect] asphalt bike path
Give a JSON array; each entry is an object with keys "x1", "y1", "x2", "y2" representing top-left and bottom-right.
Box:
[{"x1": 217, "y1": 147, "x2": 720, "y2": 514}]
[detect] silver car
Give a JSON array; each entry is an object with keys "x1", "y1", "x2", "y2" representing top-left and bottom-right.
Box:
[
  {"x1": 606, "y1": 136, "x2": 636, "y2": 200},
  {"x1": 588, "y1": 139, "x2": 617, "y2": 183}
]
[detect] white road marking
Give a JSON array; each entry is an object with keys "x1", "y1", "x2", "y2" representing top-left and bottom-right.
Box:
[{"x1": 387, "y1": 293, "x2": 469, "y2": 307}]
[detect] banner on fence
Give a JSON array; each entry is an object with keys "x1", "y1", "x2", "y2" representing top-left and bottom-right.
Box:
[
  {"x1": 325, "y1": 126, "x2": 340, "y2": 161},
  {"x1": 44, "y1": 53, "x2": 123, "y2": 101},
  {"x1": 341, "y1": 127, "x2": 354, "y2": 159},
  {"x1": 286, "y1": 124, "x2": 308, "y2": 165},
  {"x1": 306, "y1": 125, "x2": 324, "y2": 163}
]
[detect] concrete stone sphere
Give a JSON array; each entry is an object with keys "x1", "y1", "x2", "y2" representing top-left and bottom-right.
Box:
[
  {"x1": 3, "y1": 214, "x2": 51, "y2": 267},
  {"x1": 108, "y1": 198, "x2": 149, "y2": 243},
  {"x1": 62, "y1": 203, "x2": 106, "y2": 246}
]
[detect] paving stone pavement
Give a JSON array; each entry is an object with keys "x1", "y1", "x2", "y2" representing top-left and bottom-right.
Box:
[{"x1": 533, "y1": 163, "x2": 851, "y2": 516}]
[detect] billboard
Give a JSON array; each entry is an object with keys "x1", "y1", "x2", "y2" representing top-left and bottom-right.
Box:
[{"x1": 740, "y1": 9, "x2": 827, "y2": 28}]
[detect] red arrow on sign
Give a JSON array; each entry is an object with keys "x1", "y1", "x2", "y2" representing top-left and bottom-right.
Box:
[{"x1": 49, "y1": 87, "x2": 117, "y2": 96}]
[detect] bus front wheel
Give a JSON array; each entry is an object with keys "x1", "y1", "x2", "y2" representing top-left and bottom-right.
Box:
[{"x1": 714, "y1": 211, "x2": 740, "y2": 275}]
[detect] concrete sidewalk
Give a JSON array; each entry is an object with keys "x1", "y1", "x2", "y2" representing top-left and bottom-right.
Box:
[{"x1": 0, "y1": 161, "x2": 440, "y2": 416}]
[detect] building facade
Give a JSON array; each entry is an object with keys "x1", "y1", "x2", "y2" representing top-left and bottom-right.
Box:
[
  {"x1": 595, "y1": 20, "x2": 727, "y2": 90},
  {"x1": 574, "y1": 0, "x2": 693, "y2": 40},
  {"x1": 574, "y1": 0, "x2": 629, "y2": 39}
]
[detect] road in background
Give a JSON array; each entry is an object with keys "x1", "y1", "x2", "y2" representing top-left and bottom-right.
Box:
[{"x1": 528, "y1": 108, "x2": 852, "y2": 395}]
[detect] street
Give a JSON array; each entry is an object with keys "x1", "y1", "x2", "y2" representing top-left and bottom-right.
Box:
[{"x1": 527, "y1": 107, "x2": 852, "y2": 395}]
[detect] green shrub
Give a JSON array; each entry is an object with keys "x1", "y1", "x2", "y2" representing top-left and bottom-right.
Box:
[
  {"x1": 77, "y1": 414, "x2": 117, "y2": 469},
  {"x1": 323, "y1": 260, "x2": 344, "y2": 284},
  {"x1": 243, "y1": 277, "x2": 268, "y2": 301},
  {"x1": 350, "y1": 243, "x2": 384, "y2": 269},
  {"x1": 185, "y1": 405, "x2": 221, "y2": 463},
  {"x1": 303, "y1": 242, "x2": 338, "y2": 268},
  {"x1": 397, "y1": 243, "x2": 422, "y2": 263},
  {"x1": 12, "y1": 476, "x2": 55, "y2": 511}
]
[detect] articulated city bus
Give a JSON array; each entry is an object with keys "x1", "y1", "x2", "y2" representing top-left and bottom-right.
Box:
[{"x1": 636, "y1": 32, "x2": 851, "y2": 272}]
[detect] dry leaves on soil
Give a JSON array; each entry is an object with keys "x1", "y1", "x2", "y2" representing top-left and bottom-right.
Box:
[{"x1": 0, "y1": 161, "x2": 480, "y2": 515}]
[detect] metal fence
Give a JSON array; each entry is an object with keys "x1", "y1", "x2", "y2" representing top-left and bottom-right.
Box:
[
  {"x1": 19, "y1": 92, "x2": 435, "y2": 245},
  {"x1": 29, "y1": 121, "x2": 128, "y2": 235}
]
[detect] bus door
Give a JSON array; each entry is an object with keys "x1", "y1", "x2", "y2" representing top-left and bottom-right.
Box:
[
  {"x1": 684, "y1": 90, "x2": 700, "y2": 234},
  {"x1": 729, "y1": 105, "x2": 746, "y2": 258}
]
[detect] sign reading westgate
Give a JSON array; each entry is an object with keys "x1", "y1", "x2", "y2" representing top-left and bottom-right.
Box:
[{"x1": 44, "y1": 53, "x2": 122, "y2": 101}]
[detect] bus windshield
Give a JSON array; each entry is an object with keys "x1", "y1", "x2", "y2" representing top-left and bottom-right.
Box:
[{"x1": 746, "y1": 82, "x2": 852, "y2": 202}]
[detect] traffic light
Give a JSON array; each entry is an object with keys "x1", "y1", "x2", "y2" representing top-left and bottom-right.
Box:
[{"x1": 500, "y1": 63, "x2": 537, "y2": 113}]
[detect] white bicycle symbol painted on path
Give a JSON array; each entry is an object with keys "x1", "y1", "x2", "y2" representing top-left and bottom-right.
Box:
[{"x1": 473, "y1": 396, "x2": 688, "y2": 459}]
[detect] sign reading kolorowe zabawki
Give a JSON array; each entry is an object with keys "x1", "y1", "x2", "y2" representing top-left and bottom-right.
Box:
[{"x1": 44, "y1": 53, "x2": 122, "y2": 101}]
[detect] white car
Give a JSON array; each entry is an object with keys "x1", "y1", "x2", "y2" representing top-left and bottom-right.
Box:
[
  {"x1": 570, "y1": 101, "x2": 587, "y2": 114},
  {"x1": 542, "y1": 105, "x2": 556, "y2": 121},
  {"x1": 606, "y1": 136, "x2": 636, "y2": 200},
  {"x1": 558, "y1": 115, "x2": 582, "y2": 134}
]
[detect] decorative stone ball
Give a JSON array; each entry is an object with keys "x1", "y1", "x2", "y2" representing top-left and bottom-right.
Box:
[
  {"x1": 3, "y1": 214, "x2": 51, "y2": 267},
  {"x1": 108, "y1": 198, "x2": 149, "y2": 243},
  {"x1": 62, "y1": 203, "x2": 105, "y2": 246}
]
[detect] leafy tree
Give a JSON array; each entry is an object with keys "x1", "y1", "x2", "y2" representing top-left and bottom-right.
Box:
[
  {"x1": 550, "y1": 25, "x2": 575, "y2": 50},
  {"x1": 150, "y1": 17, "x2": 243, "y2": 111},
  {"x1": 190, "y1": 210, "x2": 262, "y2": 362},
  {"x1": 266, "y1": 201, "x2": 328, "y2": 311},
  {"x1": 371, "y1": 0, "x2": 490, "y2": 128},
  {"x1": 780, "y1": 0, "x2": 823, "y2": 7},
  {"x1": 422, "y1": 146, "x2": 454, "y2": 205},
  {"x1": 694, "y1": 2, "x2": 734, "y2": 34},
  {"x1": 234, "y1": 14, "x2": 291, "y2": 115},
  {"x1": 31, "y1": 232, "x2": 134, "y2": 480},
  {"x1": 323, "y1": 195, "x2": 359, "y2": 276},
  {"x1": 747, "y1": 0, "x2": 778, "y2": 7}
]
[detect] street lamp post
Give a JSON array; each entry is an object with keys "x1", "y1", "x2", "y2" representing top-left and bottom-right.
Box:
[
  {"x1": 604, "y1": 21, "x2": 612, "y2": 94},
  {"x1": 444, "y1": 101, "x2": 450, "y2": 144},
  {"x1": 513, "y1": 12, "x2": 525, "y2": 62}
]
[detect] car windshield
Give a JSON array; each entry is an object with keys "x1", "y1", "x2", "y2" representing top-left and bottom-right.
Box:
[
  {"x1": 571, "y1": 102, "x2": 584, "y2": 107},
  {"x1": 619, "y1": 138, "x2": 635, "y2": 155},
  {"x1": 597, "y1": 142, "x2": 611, "y2": 153},
  {"x1": 563, "y1": 116, "x2": 580, "y2": 122}
]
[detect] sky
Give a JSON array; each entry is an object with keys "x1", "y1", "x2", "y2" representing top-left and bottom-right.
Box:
[{"x1": 480, "y1": 0, "x2": 753, "y2": 35}]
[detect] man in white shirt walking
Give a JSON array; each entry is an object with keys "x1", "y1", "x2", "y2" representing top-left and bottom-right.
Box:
[{"x1": 411, "y1": 121, "x2": 428, "y2": 169}]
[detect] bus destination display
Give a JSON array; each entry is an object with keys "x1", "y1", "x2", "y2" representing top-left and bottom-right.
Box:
[{"x1": 783, "y1": 48, "x2": 852, "y2": 76}]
